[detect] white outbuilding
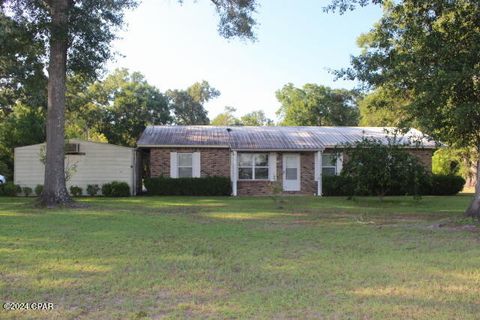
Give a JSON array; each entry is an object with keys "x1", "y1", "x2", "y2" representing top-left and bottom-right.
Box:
[{"x1": 14, "y1": 139, "x2": 141, "y2": 195}]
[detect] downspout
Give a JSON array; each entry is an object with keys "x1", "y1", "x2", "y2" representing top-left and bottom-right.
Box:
[
  {"x1": 226, "y1": 128, "x2": 237, "y2": 196},
  {"x1": 317, "y1": 150, "x2": 323, "y2": 197}
]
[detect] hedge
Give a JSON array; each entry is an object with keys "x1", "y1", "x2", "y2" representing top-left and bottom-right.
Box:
[
  {"x1": 144, "y1": 176, "x2": 231, "y2": 196},
  {"x1": 323, "y1": 174, "x2": 465, "y2": 196},
  {"x1": 428, "y1": 174, "x2": 465, "y2": 195},
  {"x1": 101, "y1": 181, "x2": 130, "y2": 197},
  {"x1": 0, "y1": 182, "x2": 21, "y2": 196}
]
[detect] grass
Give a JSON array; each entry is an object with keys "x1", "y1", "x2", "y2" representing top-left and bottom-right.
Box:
[{"x1": 1, "y1": 195, "x2": 479, "y2": 319}]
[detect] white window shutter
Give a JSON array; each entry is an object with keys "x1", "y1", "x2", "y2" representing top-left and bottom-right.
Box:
[
  {"x1": 170, "y1": 152, "x2": 178, "y2": 178},
  {"x1": 193, "y1": 152, "x2": 201, "y2": 177},
  {"x1": 314, "y1": 152, "x2": 319, "y2": 181},
  {"x1": 268, "y1": 152, "x2": 277, "y2": 181},
  {"x1": 336, "y1": 153, "x2": 343, "y2": 175}
]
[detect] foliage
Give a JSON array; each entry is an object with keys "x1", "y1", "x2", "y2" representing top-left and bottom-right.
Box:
[
  {"x1": 211, "y1": 106, "x2": 242, "y2": 126},
  {"x1": 2, "y1": 0, "x2": 139, "y2": 81},
  {"x1": 0, "y1": 13, "x2": 47, "y2": 115},
  {"x1": 432, "y1": 147, "x2": 478, "y2": 189},
  {"x1": 0, "y1": 104, "x2": 45, "y2": 181},
  {"x1": 208, "y1": 0, "x2": 258, "y2": 40},
  {"x1": 240, "y1": 110, "x2": 273, "y2": 126},
  {"x1": 69, "y1": 186, "x2": 83, "y2": 197},
  {"x1": 428, "y1": 175, "x2": 466, "y2": 196},
  {"x1": 144, "y1": 176, "x2": 231, "y2": 196},
  {"x1": 358, "y1": 87, "x2": 414, "y2": 127},
  {"x1": 0, "y1": 182, "x2": 21, "y2": 196},
  {"x1": 167, "y1": 81, "x2": 219, "y2": 125},
  {"x1": 340, "y1": 136, "x2": 428, "y2": 199},
  {"x1": 211, "y1": 107, "x2": 274, "y2": 126},
  {"x1": 333, "y1": 0, "x2": 480, "y2": 215},
  {"x1": 86, "y1": 184, "x2": 100, "y2": 197},
  {"x1": 322, "y1": 175, "x2": 355, "y2": 196},
  {"x1": 324, "y1": 174, "x2": 464, "y2": 196},
  {"x1": 22, "y1": 186, "x2": 32, "y2": 197},
  {"x1": 276, "y1": 83, "x2": 359, "y2": 126},
  {"x1": 34, "y1": 185, "x2": 43, "y2": 197},
  {"x1": 94, "y1": 69, "x2": 171, "y2": 147},
  {"x1": 324, "y1": 0, "x2": 383, "y2": 14},
  {"x1": 101, "y1": 181, "x2": 130, "y2": 197}
]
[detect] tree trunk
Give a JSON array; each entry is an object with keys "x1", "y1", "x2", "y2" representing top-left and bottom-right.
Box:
[
  {"x1": 40, "y1": 0, "x2": 72, "y2": 207},
  {"x1": 465, "y1": 146, "x2": 480, "y2": 219}
]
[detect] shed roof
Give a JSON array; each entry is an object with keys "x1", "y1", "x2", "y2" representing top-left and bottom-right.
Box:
[{"x1": 137, "y1": 126, "x2": 437, "y2": 150}]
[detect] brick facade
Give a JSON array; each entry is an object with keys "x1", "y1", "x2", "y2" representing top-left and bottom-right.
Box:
[
  {"x1": 407, "y1": 149, "x2": 435, "y2": 172},
  {"x1": 237, "y1": 152, "x2": 317, "y2": 196},
  {"x1": 150, "y1": 148, "x2": 230, "y2": 178},
  {"x1": 149, "y1": 147, "x2": 434, "y2": 196}
]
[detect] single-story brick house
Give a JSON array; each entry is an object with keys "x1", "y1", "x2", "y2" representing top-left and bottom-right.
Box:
[{"x1": 137, "y1": 126, "x2": 437, "y2": 196}]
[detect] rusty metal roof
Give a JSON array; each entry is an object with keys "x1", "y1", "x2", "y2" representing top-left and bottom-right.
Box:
[{"x1": 137, "y1": 126, "x2": 437, "y2": 150}]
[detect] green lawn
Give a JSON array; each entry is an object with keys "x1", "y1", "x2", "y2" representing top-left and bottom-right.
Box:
[{"x1": 1, "y1": 195, "x2": 479, "y2": 319}]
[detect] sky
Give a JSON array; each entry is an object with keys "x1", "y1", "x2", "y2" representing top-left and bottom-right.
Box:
[{"x1": 109, "y1": 0, "x2": 383, "y2": 122}]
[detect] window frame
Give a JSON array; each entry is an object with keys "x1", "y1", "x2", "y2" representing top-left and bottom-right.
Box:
[
  {"x1": 177, "y1": 153, "x2": 193, "y2": 178},
  {"x1": 322, "y1": 153, "x2": 338, "y2": 176},
  {"x1": 238, "y1": 153, "x2": 270, "y2": 181}
]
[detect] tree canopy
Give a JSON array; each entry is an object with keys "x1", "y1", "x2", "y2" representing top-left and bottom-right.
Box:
[
  {"x1": 167, "y1": 81, "x2": 220, "y2": 125},
  {"x1": 276, "y1": 83, "x2": 359, "y2": 126},
  {"x1": 1, "y1": 0, "x2": 259, "y2": 206},
  {"x1": 336, "y1": 0, "x2": 480, "y2": 216}
]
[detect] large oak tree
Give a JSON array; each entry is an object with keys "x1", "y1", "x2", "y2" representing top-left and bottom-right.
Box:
[{"x1": 1, "y1": 0, "x2": 258, "y2": 206}]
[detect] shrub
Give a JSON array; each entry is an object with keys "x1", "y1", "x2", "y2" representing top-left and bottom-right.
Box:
[
  {"x1": 101, "y1": 181, "x2": 130, "y2": 197},
  {"x1": 0, "y1": 182, "x2": 21, "y2": 196},
  {"x1": 339, "y1": 136, "x2": 429, "y2": 199},
  {"x1": 22, "y1": 187, "x2": 33, "y2": 197},
  {"x1": 34, "y1": 184, "x2": 43, "y2": 196},
  {"x1": 427, "y1": 174, "x2": 465, "y2": 195},
  {"x1": 70, "y1": 185, "x2": 83, "y2": 197},
  {"x1": 322, "y1": 175, "x2": 355, "y2": 196},
  {"x1": 86, "y1": 184, "x2": 100, "y2": 196},
  {"x1": 144, "y1": 176, "x2": 231, "y2": 196},
  {"x1": 324, "y1": 173, "x2": 465, "y2": 197}
]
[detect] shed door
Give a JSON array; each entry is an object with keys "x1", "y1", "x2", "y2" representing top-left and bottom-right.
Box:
[{"x1": 283, "y1": 154, "x2": 300, "y2": 191}]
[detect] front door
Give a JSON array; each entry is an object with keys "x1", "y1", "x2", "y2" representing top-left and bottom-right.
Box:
[{"x1": 283, "y1": 154, "x2": 300, "y2": 191}]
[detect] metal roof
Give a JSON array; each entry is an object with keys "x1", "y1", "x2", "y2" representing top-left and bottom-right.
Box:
[{"x1": 137, "y1": 126, "x2": 437, "y2": 150}]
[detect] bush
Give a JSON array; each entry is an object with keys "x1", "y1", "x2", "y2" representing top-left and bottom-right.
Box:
[
  {"x1": 323, "y1": 173, "x2": 465, "y2": 197},
  {"x1": 101, "y1": 181, "x2": 130, "y2": 197},
  {"x1": 0, "y1": 182, "x2": 21, "y2": 196},
  {"x1": 144, "y1": 176, "x2": 231, "y2": 196},
  {"x1": 70, "y1": 185, "x2": 83, "y2": 197},
  {"x1": 339, "y1": 136, "x2": 429, "y2": 199},
  {"x1": 22, "y1": 186, "x2": 33, "y2": 197},
  {"x1": 427, "y1": 174, "x2": 465, "y2": 195},
  {"x1": 86, "y1": 184, "x2": 100, "y2": 196},
  {"x1": 34, "y1": 184, "x2": 43, "y2": 196},
  {"x1": 322, "y1": 175, "x2": 354, "y2": 196}
]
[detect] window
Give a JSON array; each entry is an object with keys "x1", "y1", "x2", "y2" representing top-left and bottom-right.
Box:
[
  {"x1": 177, "y1": 153, "x2": 193, "y2": 178},
  {"x1": 322, "y1": 153, "x2": 337, "y2": 176},
  {"x1": 238, "y1": 153, "x2": 269, "y2": 180}
]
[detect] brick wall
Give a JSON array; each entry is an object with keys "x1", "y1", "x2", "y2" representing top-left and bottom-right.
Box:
[
  {"x1": 407, "y1": 149, "x2": 435, "y2": 172},
  {"x1": 150, "y1": 148, "x2": 318, "y2": 196},
  {"x1": 237, "y1": 152, "x2": 317, "y2": 196},
  {"x1": 150, "y1": 147, "x2": 434, "y2": 196},
  {"x1": 150, "y1": 148, "x2": 230, "y2": 178}
]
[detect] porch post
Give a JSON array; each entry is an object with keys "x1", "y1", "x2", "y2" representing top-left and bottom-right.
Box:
[
  {"x1": 232, "y1": 150, "x2": 238, "y2": 196},
  {"x1": 317, "y1": 150, "x2": 322, "y2": 196}
]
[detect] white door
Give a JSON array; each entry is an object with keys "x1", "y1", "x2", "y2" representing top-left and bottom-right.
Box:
[{"x1": 283, "y1": 154, "x2": 301, "y2": 191}]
